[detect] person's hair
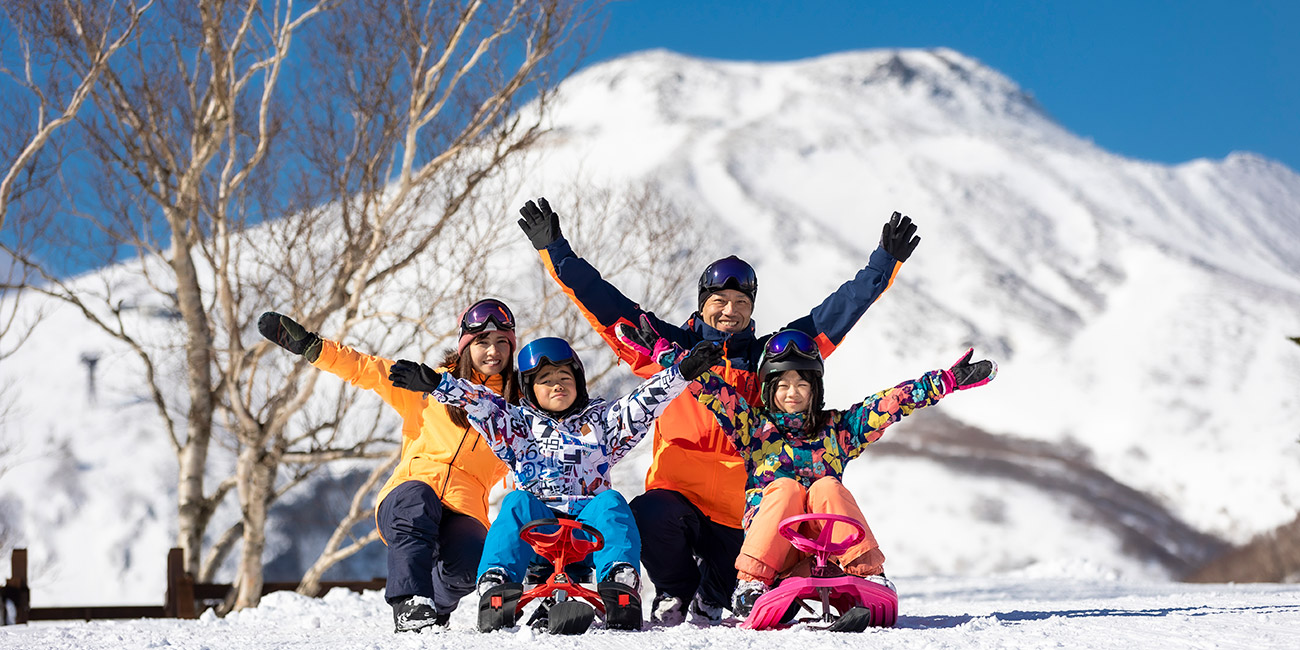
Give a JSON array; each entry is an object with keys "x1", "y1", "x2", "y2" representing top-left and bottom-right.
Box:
[
  {"x1": 761, "y1": 368, "x2": 829, "y2": 434},
  {"x1": 440, "y1": 340, "x2": 518, "y2": 429}
]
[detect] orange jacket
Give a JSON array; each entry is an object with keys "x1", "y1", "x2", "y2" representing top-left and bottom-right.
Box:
[
  {"x1": 312, "y1": 340, "x2": 509, "y2": 538},
  {"x1": 539, "y1": 238, "x2": 902, "y2": 528}
]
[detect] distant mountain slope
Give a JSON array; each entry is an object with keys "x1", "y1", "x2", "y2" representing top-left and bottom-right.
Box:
[{"x1": 2, "y1": 47, "x2": 1298, "y2": 605}]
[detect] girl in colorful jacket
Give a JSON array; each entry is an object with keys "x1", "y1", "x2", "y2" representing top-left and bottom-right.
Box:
[
  {"x1": 388, "y1": 336, "x2": 724, "y2": 629},
  {"x1": 258, "y1": 299, "x2": 518, "y2": 633},
  {"x1": 616, "y1": 321, "x2": 995, "y2": 617}
]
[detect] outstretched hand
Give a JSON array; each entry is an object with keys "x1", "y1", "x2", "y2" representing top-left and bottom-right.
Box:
[
  {"x1": 614, "y1": 314, "x2": 669, "y2": 357},
  {"x1": 880, "y1": 211, "x2": 920, "y2": 262},
  {"x1": 258, "y1": 311, "x2": 322, "y2": 362},
  {"x1": 389, "y1": 360, "x2": 442, "y2": 393},
  {"x1": 517, "y1": 197, "x2": 563, "y2": 250},
  {"x1": 677, "y1": 340, "x2": 725, "y2": 381},
  {"x1": 943, "y1": 348, "x2": 996, "y2": 392}
]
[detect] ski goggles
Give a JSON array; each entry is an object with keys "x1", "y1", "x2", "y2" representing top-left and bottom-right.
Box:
[
  {"x1": 763, "y1": 329, "x2": 820, "y2": 362},
  {"x1": 461, "y1": 299, "x2": 515, "y2": 334},
  {"x1": 699, "y1": 256, "x2": 758, "y2": 298},
  {"x1": 517, "y1": 337, "x2": 582, "y2": 375}
]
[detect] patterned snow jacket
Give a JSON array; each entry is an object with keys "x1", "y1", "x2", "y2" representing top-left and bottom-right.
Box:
[
  {"x1": 538, "y1": 235, "x2": 904, "y2": 528},
  {"x1": 429, "y1": 364, "x2": 690, "y2": 515},
  {"x1": 690, "y1": 368, "x2": 950, "y2": 529}
]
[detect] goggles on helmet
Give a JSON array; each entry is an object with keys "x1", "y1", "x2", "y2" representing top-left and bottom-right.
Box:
[
  {"x1": 517, "y1": 337, "x2": 582, "y2": 376},
  {"x1": 461, "y1": 299, "x2": 515, "y2": 334},
  {"x1": 699, "y1": 256, "x2": 757, "y2": 298},
  {"x1": 763, "y1": 329, "x2": 820, "y2": 362}
]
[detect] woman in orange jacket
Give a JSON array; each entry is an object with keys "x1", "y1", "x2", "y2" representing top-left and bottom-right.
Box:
[{"x1": 258, "y1": 299, "x2": 518, "y2": 633}]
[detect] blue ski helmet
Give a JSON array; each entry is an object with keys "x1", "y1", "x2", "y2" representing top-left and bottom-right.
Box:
[{"x1": 516, "y1": 337, "x2": 589, "y2": 416}]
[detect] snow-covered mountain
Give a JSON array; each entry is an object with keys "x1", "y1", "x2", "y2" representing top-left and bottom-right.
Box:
[{"x1": 3, "y1": 47, "x2": 1299, "y2": 607}]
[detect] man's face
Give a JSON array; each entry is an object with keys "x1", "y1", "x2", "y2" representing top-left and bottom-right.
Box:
[{"x1": 700, "y1": 289, "x2": 753, "y2": 333}]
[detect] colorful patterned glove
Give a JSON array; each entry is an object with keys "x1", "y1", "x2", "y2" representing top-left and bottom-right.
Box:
[{"x1": 614, "y1": 314, "x2": 678, "y2": 367}]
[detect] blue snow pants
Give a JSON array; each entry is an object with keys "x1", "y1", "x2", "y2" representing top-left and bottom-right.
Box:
[
  {"x1": 478, "y1": 489, "x2": 640, "y2": 584},
  {"x1": 377, "y1": 481, "x2": 487, "y2": 613}
]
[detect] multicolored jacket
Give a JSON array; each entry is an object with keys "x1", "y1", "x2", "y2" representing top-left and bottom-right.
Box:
[
  {"x1": 690, "y1": 368, "x2": 951, "y2": 529},
  {"x1": 312, "y1": 340, "x2": 509, "y2": 536},
  {"x1": 429, "y1": 364, "x2": 690, "y2": 515},
  {"x1": 539, "y1": 236, "x2": 904, "y2": 528}
]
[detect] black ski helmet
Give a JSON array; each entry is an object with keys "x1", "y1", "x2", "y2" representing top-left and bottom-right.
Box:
[
  {"x1": 697, "y1": 255, "x2": 758, "y2": 310},
  {"x1": 758, "y1": 329, "x2": 825, "y2": 411},
  {"x1": 516, "y1": 337, "x2": 589, "y2": 417}
]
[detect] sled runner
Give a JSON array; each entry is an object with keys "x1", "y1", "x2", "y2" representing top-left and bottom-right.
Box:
[
  {"x1": 478, "y1": 518, "x2": 641, "y2": 634},
  {"x1": 741, "y1": 513, "x2": 898, "y2": 631}
]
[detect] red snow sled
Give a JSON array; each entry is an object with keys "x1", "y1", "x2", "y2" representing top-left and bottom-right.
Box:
[
  {"x1": 478, "y1": 518, "x2": 642, "y2": 634},
  {"x1": 741, "y1": 513, "x2": 898, "y2": 632}
]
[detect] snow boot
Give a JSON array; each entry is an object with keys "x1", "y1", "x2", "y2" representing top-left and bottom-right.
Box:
[
  {"x1": 477, "y1": 570, "x2": 523, "y2": 632},
  {"x1": 650, "y1": 593, "x2": 687, "y2": 626},
  {"x1": 392, "y1": 595, "x2": 447, "y2": 633},
  {"x1": 731, "y1": 580, "x2": 769, "y2": 618},
  {"x1": 597, "y1": 562, "x2": 642, "y2": 630}
]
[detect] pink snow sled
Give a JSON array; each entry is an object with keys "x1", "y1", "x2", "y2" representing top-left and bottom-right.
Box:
[{"x1": 741, "y1": 513, "x2": 898, "y2": 632}]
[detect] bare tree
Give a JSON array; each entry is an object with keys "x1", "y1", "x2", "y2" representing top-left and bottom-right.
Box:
[{"x1": 3, "y1": 0, "x2": 606, "y2": 612}]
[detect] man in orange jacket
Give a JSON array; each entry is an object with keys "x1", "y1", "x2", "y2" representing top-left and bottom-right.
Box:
[{"x1": 517, "y1": 197, "x2": 920, "y2": 624}]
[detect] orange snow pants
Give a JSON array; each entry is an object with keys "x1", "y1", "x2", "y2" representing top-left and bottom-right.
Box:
[{"x1": 735, "y1": 477, "x2": 885, "y2": 585}]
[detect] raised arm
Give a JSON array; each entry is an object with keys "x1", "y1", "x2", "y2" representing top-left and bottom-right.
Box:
[
  {"x1": 840, "y1": 348, "x2": 996, "y2": 456},
  {"x1": 519, "y1": 197, "x2": 695, "y2": 377},
  {"x1": 259, "y1": 311, "x2": 424, "y2": 417},
  {"x1": 601, "y1": 341, "x2": 725, "y2": 464},
  {"x1": 688, "y1": 369, "x2": 765, "y2": 452},
  {"x1": 779, "y1": 212, "x2": 921, "y2": 358},
  {"x1": 389, "y1": 361, "x2": 528, "y2": 466}
]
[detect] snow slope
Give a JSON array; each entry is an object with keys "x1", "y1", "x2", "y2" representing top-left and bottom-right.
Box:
[
  {"x1": 3, "y1": 571, "x2": 1300, "y2": 649},
  {"x1": 2, "y1": 46, "x2": 1300, "y2": 608}
]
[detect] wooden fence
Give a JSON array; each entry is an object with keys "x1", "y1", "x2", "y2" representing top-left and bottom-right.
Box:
[{"x1": 1, "y1": 548, "x2": 384, "y2": 624}]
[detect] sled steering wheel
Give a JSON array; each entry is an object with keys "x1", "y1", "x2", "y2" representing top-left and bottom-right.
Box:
[
  {"x1": 778, "y1": 513, "x2": 866, "y2": 557},
  {"x1": 519, "y1": 518, "x2": 604, "y2": 569}
]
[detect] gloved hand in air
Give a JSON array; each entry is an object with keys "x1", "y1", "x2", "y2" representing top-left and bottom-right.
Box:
[
  {"x1": 517, "y1": 196, "x2": 564, "y2": 250},
  {"x1": 615, "y1": 314, "x2": 678, "y2": 366},
  {"x1": 258, "y1": 312, "x2": 322, "y2": 362},
  {"x1": 880, "y1": 211, "x2": 920, "y2": 262},
  {"x1": 942, "y1": 348, "x2": 997, "y2": 392}
]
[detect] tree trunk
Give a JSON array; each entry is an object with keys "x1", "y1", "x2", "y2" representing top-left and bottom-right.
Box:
[{"x1": 233, "y1": 444, "x2": 277, "y2": 610}]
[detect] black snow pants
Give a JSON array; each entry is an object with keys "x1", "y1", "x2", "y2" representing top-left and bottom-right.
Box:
[{"x1": 376, "y1": 481, "x2": 487, "y2": 613}]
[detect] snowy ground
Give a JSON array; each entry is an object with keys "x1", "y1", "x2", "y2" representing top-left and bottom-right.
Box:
[{"x1": 4, "y1": 572, "x2": 1299, "y2": 649}]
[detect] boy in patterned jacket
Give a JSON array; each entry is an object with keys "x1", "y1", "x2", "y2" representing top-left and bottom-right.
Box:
[
  {"x1": 617, "y1": 321, "x2": 995, "y2": 617},
  {"x1": 388, "y1": 336, "x2": 723, "y2": 629}
]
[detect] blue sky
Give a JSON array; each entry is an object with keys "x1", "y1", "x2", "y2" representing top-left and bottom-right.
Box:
[{"x1": 587, "y1": 0, "x2": 1300, "y2": 172}]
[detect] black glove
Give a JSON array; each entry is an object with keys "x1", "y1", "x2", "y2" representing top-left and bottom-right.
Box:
[
  {"x1": 389, "y1": 360, "x2": 442, "y2": 393},
  {"x1": 880, "y1": 211, "x2": 920, "y2": 262},
  {"x1": 258, "y1": 312, "x2": 322, "y2": 362},
  {"x1": 676, "y1": 341, "x2": 725, "y2": 381},
  {"x1": 946, "y1": 348, "x2": 997, "y2": 391},
  {"x1": 517, "y1": 196, "x2": 563, "y2": 250}
]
